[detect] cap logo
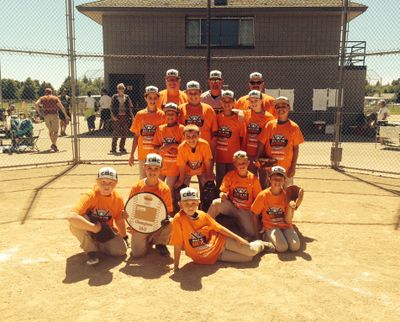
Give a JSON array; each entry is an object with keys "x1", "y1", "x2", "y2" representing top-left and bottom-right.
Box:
[{"x1": 182, "y1": 191, "x2": 196, "y2": 197}]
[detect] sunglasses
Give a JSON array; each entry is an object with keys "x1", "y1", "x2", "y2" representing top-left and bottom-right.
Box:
[{"x1": 250, "y1": 81, "x2": 263, "y2": 85}]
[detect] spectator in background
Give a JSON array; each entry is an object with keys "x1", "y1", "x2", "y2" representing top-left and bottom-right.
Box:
[
  {"x1": 377, "y1": 99, "x2": 389, "y2": 121},
  {"x1": 200, "y1": 70, "x2": 224, "y2": 114},
  {"x1": 35, "y1": 88, "x2": 69, "y2": 152},
  {"x1": 84, "y1": 91, "x2": 96, "y2": 133},
  {"x1": 110, "y1": 83, "x2": 134, "y2": 154},
  {"x1": 58, "y1": 88, "x2": 71, "y2": 136},
  {"x1": 235, "y1": 72, "x2": 276, "y2": 117},
  {"x1": 99, "y1": 88, "x2": 112, "y2": 131},
  {"x1": 157, "y1": 69, "x2": 188, "y2": 110}
]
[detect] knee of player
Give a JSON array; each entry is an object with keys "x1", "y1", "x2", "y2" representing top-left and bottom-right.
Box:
[
  {"x1": 275, "y1": 242, "x2": 289, "y2": 253},
  {"x1": 289, "y1": 240, "x2": 301, "y2": 252}
]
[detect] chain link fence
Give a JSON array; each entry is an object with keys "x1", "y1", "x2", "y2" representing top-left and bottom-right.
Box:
[{"x1": 0, "y1": 0, "x2": 399, "y2": 176}]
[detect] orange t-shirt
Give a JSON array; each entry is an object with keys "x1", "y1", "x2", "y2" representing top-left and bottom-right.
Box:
[
  {"x1": 216, "y1": 113, "x2": 246, "y2": 163},
  {"x1": 243, "y1": 109, "x2": 275, "y2": 157},
  {"x1": 72, "y1": 187, "x2": 124, "y2": 228},
  {"x1": 258, "y1": 119, "x2": 304, "y2": 172},
  {"x1": 170, "y1": 210, "x2": 226, "y2": 264},
  {"x1": 176, "y1": 138, "x2": 212, "y2": 176},
  {"x1": 235, "y1": 93, "x2": 277, "y2": 117},
  {"x1": 152, "y1": 123, "x2": 185, "y2": 177},
  {"x1": 220, "y1": 170, "x2": 262, "y2": 210},
  {"x1": 251, "y1": 188, "x2": 290, "y2": 230},
  {"x1": 179, "y1": 102, "x2": 218, "y2": 145},
  {"x1": 128, "y1": 179, "x2": 173, "y2": 213},
  {"x1": 157, "y1": 89, "x2": 188, "y2": 110},
  {"x1": 130, "y1": 108, "x2": 165, "y2": 160}
]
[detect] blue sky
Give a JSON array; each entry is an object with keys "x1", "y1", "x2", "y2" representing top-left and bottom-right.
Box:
[{"x1": 0, "y1": 0, "x2": 398, "y2": 88}]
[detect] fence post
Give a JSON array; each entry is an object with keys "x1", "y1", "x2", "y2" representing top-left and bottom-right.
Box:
[
  {"x1": 331, "y1": 0, "x2": 349, "y2": 169},
  {"x1": 66, "y1": 0, "x2": 80, "y2": 164}
]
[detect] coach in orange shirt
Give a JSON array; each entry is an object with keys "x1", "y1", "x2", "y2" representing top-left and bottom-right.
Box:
[
  {"x1": 235, "y1": 72, "x2": 276, "y2": 117},
  {"x1": 256, "y1": 96, "x2": 304, "y2": 186},
  {"x1": 208, "y1": 151, "x2": 262, "y2": 239},
  {"x1": 129, "y1": 86, "x2": 165, "y2": 178},
  {"x1": 215, "y1": 90, "x2": 246, "y2": 187},
  {"x1": 157, "y1": 69, "x2": 188, "y2": 110}
]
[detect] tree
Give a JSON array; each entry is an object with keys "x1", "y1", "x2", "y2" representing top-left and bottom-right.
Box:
[
  {"x1": 1, "y1": 79, "x2": 19, "y2": 100},
  {"x1": 20, "y1": 77, "x2": 38, "y2": 100}
]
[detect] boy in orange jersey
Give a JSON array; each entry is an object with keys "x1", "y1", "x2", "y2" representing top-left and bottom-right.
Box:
[
  {"x1": 68, "y1": 167, "x2": 128, "y2": 266},
  {"x1": 179, "y1": 80, "x2": 218, "y2": 156},
  {"x1": 157, "y1": 69, "x2": 188, "y2": 110},
  {"x1": 215, "y1": 90, "x2": 246, "y2": 187},
  {"x1": 251, "y1": 166, "x2": 300, "y2": 252},
  {"x1": 208, "y1": 151, "x2": 262, "y2": 240},
  {"x1": 129, "y1": 86, "x2": 165, "y2": 178},
  {"x1": 152, "y1": 102, "x2": 184, "y2": 211},
  {"x1": 174, "y1": 124, "x2": 214, "y2": 199},
  {"x1": 128, "y1": 153, "x2": 173, "y2": 257},
  {"x1": 256, "y1": 96, "x2": 304, "y2": 187},
  {"x1": 243, "y1": 90, "x2": 275, "y2": 189},
  {"x1": 235, "y1": 72, "x2": 276, "y2": 117},
  {"x1": 169, "y1": 187, "x2": 266, "y2": 271}
]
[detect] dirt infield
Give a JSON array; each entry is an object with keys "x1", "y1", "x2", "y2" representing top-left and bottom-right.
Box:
[{"x1": 0, "y1": 165, "x2": 399, "y2": 321}]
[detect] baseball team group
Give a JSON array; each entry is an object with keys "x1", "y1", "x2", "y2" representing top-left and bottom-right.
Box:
[{"x1": 61, "y1": 68, "x2": 305, "y2": 269}]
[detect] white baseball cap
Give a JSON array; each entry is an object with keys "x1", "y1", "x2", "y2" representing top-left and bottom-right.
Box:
[
  {"x1": 233, "y1": 150, "x2": 248, "y2": 160},
  {"x1": 249, "y1": 72, "x2": 263, "y2": 80},
  {"x1": 180, "y1": 187, "x2": 200, "y2": 201},
  {"x1": 270, "y1": 166, "x2": 287, "y2": 178},
  {"x1": 273, "y1": 96, "x2": 290, "y2": 107},
  {"x1": 247, "y1": 90, "x2": 262, "y2": 100},
  {"x1": 163, "y1": 102, "x2": 179, "y2": 114},
  {"x1": 209, "y1": 70, "x2": 222, "y2": 79},
  {"x1": 145, "y1": 86, "x2": 159, "y2": 96},
  {"x1": 166, "y1": 69, "x2": 179, "y2": 78},
  {"x1": 186, "y1": 80, "x2": 201, "y2": 91},
  {"x1": 144, "y1": 153, "x2": 163, "y2": 167},
  {"x1": 98, "y1": 167, "x2": 118, "y2": 181},
  {"x1": 221, "y1": 90, "x2": 235, "y2": 100}
]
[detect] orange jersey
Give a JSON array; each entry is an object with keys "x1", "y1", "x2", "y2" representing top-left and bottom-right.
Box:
[
  {"x1": 235, "y1": 93, "x2": 276, "y2": 117},
  {"x1": 216, "y1": 113, "x2": 246, "y2": 163},
  {"x1": 170, "y1": 210, "x2": 226, "y2": 264},
  {"x1": 178, "y1": 102, "x2": 218, "y2": 145},
  {"x1": 176, "y1": 138, "x2": 212, "y2": 176},
  {"x1": 72, "y1": 187, "x2": 124, "y2": 229},
  {"x1": 130, "y1": 108, "x2": 165, "y2": 160},
  {"x1": 128, "y1": 179, "x2": 173, "y2": 213},
  {"x1": 251, "y1": 188, "x2": 290, "y2": 230},
  {"x1": 220, "y1": 170, "x2": 262, "y2": 210},
  {"x1": 243, "y1": 109, "x2": 274, "y2": 157},
  {"x1": 258, "y1": 119, "x2": 304, "y2": 171},
  {"x1": 152, "y1": 123, "x2": 185, "y2": 176},
  {"x1": 157, "y1": 89, "x2": 188, "y2": 110}
]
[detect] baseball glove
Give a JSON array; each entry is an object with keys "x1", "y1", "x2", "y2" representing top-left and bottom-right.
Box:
[
  {"x1": 201, "y1": 181, "x2": 219, "y2": 212},
  {"x1": 285, "y1": 185, "x2": 304, "y2": 210},
  {"x1": 87, "y1": 210, "x2": 117, "y2": 243},
  {"x1": 255, "y1": 158, "x2": 277, "y2": 169}
]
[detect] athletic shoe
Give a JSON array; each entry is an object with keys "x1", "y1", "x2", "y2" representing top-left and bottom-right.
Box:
[
  {"x1": 260, "y1": 241, "x2": 276, "y2": 253},
  {"x1": 155, "y1": 244, "x2": 170, "y2": 257},
  {"x1": 50, "y1": 144, "x2": 58, "y2": 152},
  {"x1": 86, "y1": 252, "x2": 99, "y2": 266},
  {"x1": 110, "y1": 149, "x2": 116, "y2": 154},
  {"x1": 249, "y1": 240, "x2": 265, "y2": 253},
  {"x1": 120, "y1": 148, "x2": 127, "y2": 154}
]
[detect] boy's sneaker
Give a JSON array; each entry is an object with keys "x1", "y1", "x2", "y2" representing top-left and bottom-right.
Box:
[
  {"x1": 260, "y1": 241, "x2": 276, "y2": 253},
  {"x1": 249, "y1": 240, "x2": 265, "y2": 253},
  {"x1": 50, "y1": 144, "x2": 58, "y2": 152},
  {"x1": 86, "y1": 252, "x2": 99, "y2": 266},
  {"x1": 155, "y1": 244, "x2": 170, "y2": 257}
]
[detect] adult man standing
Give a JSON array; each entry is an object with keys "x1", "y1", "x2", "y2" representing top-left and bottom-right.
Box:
[
  {"x1": 235, "y1": 72, "x2": 276, "y2": 117},
  {"x1": 35, "y1": 88, "x2": 69, "y2": 152},
  {"x1": 157, "y1": 69, "x2": 188, "y2": 109},
  {"x1": 200, "y1": 70, "x2": 224, "y2": 114},
  {"x1": 58, "y1": 88, "x2": 71, "y2": 136}
]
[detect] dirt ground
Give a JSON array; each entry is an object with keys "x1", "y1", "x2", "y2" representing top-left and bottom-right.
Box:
[{"x1": 0, "y1": 165, "x2": 399, "y2": 321}]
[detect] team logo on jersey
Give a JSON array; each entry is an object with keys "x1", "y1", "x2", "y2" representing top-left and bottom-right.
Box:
[
  {"x1": 185, "y1": 115, "x2": 204, "y2": 127},
  {"x1": 189, "y1": 232, "x2": 207, "y2": 248},
  {"x1": 247, "y1": 123, "x2": 261, "y2": 135},
  {"x1": 267, "y1": 207, "x2": 284, "y2": 217},
  {"x1": 217, "y1": 126, "x2": 232, "y2": 138},
  {"x1": 187, "y1": 160, "x2": 202, "y2": 170},
  {"x1": 232, "y1": 187, "x2": 249, "y2": 201},
  {"x1": 91, "y1": 209, "x2": 112, "y2": 222},
  {"x1": 163, "y1": 137, "x2": 178, "y2": 144},
  {"x1": 140, "y1": 124, "x2": 157, "y2": 137},
  {"x1": 270, "y1": 134, "x2": 288, "y2": 147}
]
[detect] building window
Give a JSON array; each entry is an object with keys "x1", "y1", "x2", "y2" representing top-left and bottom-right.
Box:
[{"x1": 186, "y1": 17, "x2": 254, "y2": 47}]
